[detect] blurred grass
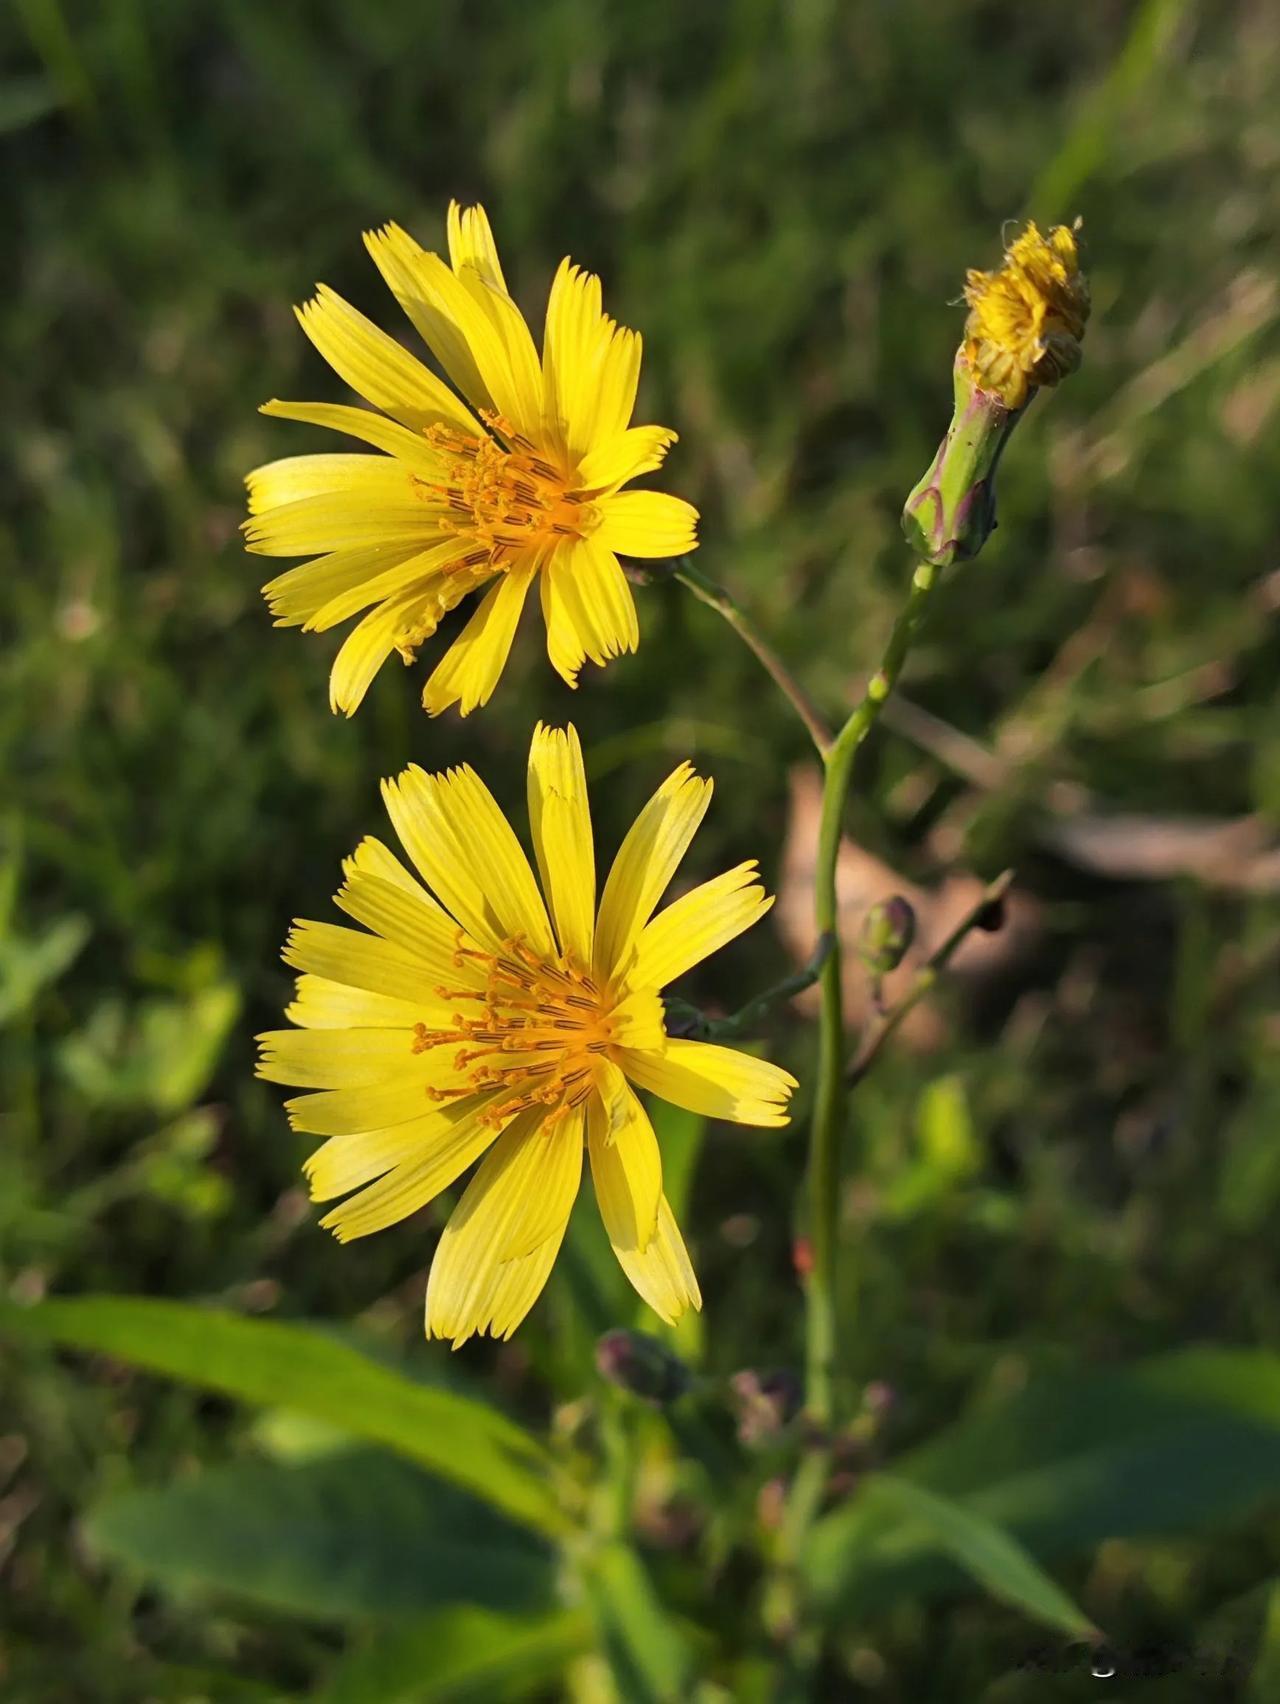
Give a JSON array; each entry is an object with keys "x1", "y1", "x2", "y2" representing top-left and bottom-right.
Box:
[{"x1": 3, "y1": 0, "x2": 1280, "y2": 1697}]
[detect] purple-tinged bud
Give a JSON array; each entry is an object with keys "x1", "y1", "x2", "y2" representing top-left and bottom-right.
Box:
[
  {"x1": 595, "y1": 1329, "x2": 691, "y2": 1406},
  {"x1": 858, "y1": 895, "x2": 916, "y2": 980}
]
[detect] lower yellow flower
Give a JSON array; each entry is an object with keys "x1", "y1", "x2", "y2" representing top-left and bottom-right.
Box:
[{"x1": 257, "y1": 725, "x2": 796, "y2": 1344}]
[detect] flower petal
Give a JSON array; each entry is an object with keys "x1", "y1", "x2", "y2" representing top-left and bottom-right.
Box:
[
  {"x1": 303, "y1": 1097, "x2": 492, "y2": 1199},
  {"x1": 256, "y1": 1027, "x2": 420, "y2": 1089},
  {"x1": 627, "y1": 862, "x2": 774, "y2": 990},
  {"x1": 328, "y1": 588, "x2": 424, "y2": 716},
  {"x1": 420, "y1": 556, "x2": 536, "y2": 718},
  {"x1": 610, "y1": 1196, "x2": 701, "y2": 1326},
  {"x1": 446, "y1": 200, "x2": 508, "y2": 292},
  {"x1": 317, "y1": 1099, "x2": 504, "y2": 1241},
  {"x1": 578, "y1": 425, "x2": 678, "y2": 494},
  {"x1": 285, "y1": 973, "x2": 424, "y2": 1031},
  {"x1": 587, "y1": 1063, "x2": 661, "y2": 1252},
  {"x1": 261, "y1": 544, "x2": 421, "y2": 627},
  {"x1": 618, "y1": 1038, "x2": 796, "y2": 1128},
  {"x1": 425, "y1": 1106, "x2": 584, "y2": 1345},
  {"x1": 259, "y1": 399, "x2": 442, "y2": 470},
  {"x1": 596, "y1": 490, "x2": 699, "y2": 560},
  {"x1": 593, "y1": 763, "x2": 713, "y2": 983},
  {"x1": 282, "y1": 918, "x2": 437, "y2": 1005},
  {"x1": 542, "y1": 260, "x2": 610, "y2": 461},
  {"x1": 539, "y1": 538, "x2": 638, "y2": 688},
  {"x1": 381, "y1": 763, "x2": 554, "y2": 957},
  {"x1": 295, "y1": 284, "x2": 478, "y2": 435},
  {"x1": 527, "y1": 723, "x2": 594, "y2": 965}
]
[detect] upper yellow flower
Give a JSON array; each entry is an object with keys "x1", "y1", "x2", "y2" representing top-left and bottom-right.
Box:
[
  {"x1": 961, "y1": 220, "x2": 1090, "y2": 410},
  {"x1": 244, "y1": 203, "x2": 698, "y2": 717},
  {"x1": 257, "y1": 724, "x2": 796, "y2": 1344}
]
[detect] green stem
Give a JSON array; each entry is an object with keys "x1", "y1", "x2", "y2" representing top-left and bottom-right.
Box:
[
  {"x1": 805, "y1": 560, "x2": 939, "y2": 1426},
  {"x1": 672, "y1": 560, "x2": 833, "y2": 757}
]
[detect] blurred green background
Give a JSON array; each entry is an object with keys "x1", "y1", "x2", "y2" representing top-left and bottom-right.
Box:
[{"x1": 5, "y1": 0, "x2": 1280, "y2": 1697}]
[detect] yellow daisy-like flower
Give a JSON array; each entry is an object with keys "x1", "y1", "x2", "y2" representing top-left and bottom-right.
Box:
[
  {"x1": 244, "y1": 202, "x2": 699, "y2": 718},
  {"x1": 257, "y1": 724, "x2": 796, "y2": 1344},
  {"x1": 961, "y1": 220, "x2": 1090, "y2": 410}
]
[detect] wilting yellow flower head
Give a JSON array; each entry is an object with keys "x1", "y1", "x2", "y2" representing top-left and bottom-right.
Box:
[
  {"x1": 244, "y1": 204, "x2": 698, "y2": 717},
  {"x1": 257, "y1": 724, "x2": 795, "y2": 1344},
  {"x1": 960, "y1": 220, "x2": 1090, "y2": 409}
]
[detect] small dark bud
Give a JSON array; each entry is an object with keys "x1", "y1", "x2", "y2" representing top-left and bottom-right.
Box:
[
  {"x1": 730, "y1": 1368, "x2": 802, "y2": 1446},
  {"x1": 859, "y1": 896, "x2": 916, "y2": 979},
  {"x1": 595, "y1": 1329, "x2": 691, "y2": 1406},
  {"x1": 974, "y1": 893, "x2": 1007, "y2": 933}
]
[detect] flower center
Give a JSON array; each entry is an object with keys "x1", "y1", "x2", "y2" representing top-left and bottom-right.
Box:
[
  {"x1": 413, "y1": 934, "x2": 616, "y2": 1128},
  {"x1": 417, "y1": 414, "x2": 600, "y2": 566}
]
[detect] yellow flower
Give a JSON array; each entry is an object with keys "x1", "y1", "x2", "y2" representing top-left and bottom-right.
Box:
[
  {"x1": 245, "y1": 203, "x2": 698, "y2": 718},
  {"x1": 961, "y1": 220, "x2": 1090, "y2": 409},
  {"x1": 257, "y1": 724, "x2": 796, "y2": 1344}
]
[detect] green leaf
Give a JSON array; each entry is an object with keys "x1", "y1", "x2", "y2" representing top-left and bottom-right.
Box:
[
  {"x1": 857, "y1": 1474, "x2": 1097, "y2": 1639},
  {"x1": 318, "y1": 1606, "x2": 591, "y2": 1704},
  {"x1": 3, "y1": 1296, "x2": 565, "y2": 1536},
  {"x1": 0, "y1": 912, "x2": 90, "y2": 1025},
  {"x1": 806, "y1": 1350, "x2": 1280, "y2": 1620},
  {"x1": 87, "y1": 1450, "x2": 554, "y2": 1622},
  {"x1": 583, "y1": 1540, "x2": 695, "y2": 1703}
]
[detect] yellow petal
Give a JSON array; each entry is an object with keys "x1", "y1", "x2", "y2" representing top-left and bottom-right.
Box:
[
  {"x1": 539, "y1": 538, "x2": 638, "y2": 688},
  {"x1": 304, "y1": 1098, "x2": 492, "y2": 1199},
  {"x1": 364, "y1": 222, "x2": 492, "y2": 412},
  {"x1": 527, "y1": 723, "x2": 594, "y2": 964},
  {"x1": 244, "y1": 488, "x2": 439, "y2": 559},
  {"x1": 446, "y1": 200, "x2": 508, "y2": 292},
  {"x1": 578, "y1": 425, "x2": 678, "y2": 494},
  {"x1": 596, "y1": 490, "x2": 699, "y2": 560},
  {"x1": 334, "y1": 870, "x2": 479, "y2": 990},
  {"x1": 285, "y1": 973, "x2": 424, "y2": 1031},
  {"x1": 285, "y1": 1066, "x2": 455, "y2": 1138},
  {"x1": 608, "y1": 987, "x2": 667, "y2": 1053},
  {"x1": 593, "y1": 763, "x2": 712, "y2": 982},
  {"x1": 246, "y1": 453, "x2": 417, "y2": 518},
  {"x1": 382, "y1": 763, "x2": 554, "y2": 957},
  {"x1": 592, "y1": 323, "x2": 642, "y2": 446},
  {"x1": 259, "y1": 399, "x2": 442, "y2": 471},
  {"x1": 587, "y1": 1063, "x2": 661, "y2": 1252},
  {"x1": 480, "y1": 1223, "x2": 570, "y2": 1342},
  {"x1": 282, "y1": 917, "x2": 436, "y2": 1005},
  {"x1": 420, "y1": 556, "x2": 536, "y2": 718},
  {"x1": 340, "y1": 833, "x2": 427, "y2": 897},
  {"x1": 328, "y1": 588, "x2": 425, "y2": 716},
  {"x1": 618, "y1": 1038, "x2": 796, "y2": 1128},
  {"x1": 611, "y1": 1196, "x2": 701, "y2": 1326},
  {"x1": 425, "y1": 1107, "x2": 583, "y2": 1345},
  {"x1": 256, "y1": 1027, "x2": 419, "y2": 1089},
  {"x1": 261, "y1": 544, "x2": 421, "y2": 627},
  {"x1": 295, "y1": 283, "x2": 478, "y2": 434},
  {"x1": 542, "y1": 260, "x2": 609, "y2": 461},
  {"x1": 317, "y1": 1099, "x2": 503, "y2": 1241},
  {"x1": 458, "y1": 268, "x2": 544, "y2": 441},
  {"x1": 627, "y1": 863, "x2": 774, "y2": 990},
  {"x1": 305, "y1": 540, "x2": 474, "y2": 634}
]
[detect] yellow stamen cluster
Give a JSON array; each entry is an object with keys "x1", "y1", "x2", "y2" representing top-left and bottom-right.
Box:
[
  {"x1": 418, "y1": 415, "x2": 601, "y2": 567},
  {"x1": 413, "y1": 934, "x2": 616, "y2": 1128},
  {"x1": 962, "y1": 221, "x2": 1090, "y2": 409}
]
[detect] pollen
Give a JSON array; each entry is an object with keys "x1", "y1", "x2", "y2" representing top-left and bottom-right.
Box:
[
  {"x1": 416, "y1": 414, "x2": 601, "y2": 566},
  {"x1": 961, "y1": 221, "x2": 1090, "y2": 409},
  {"x1": 412, "y1": 933, "x2": 616, "y2": 1128}
]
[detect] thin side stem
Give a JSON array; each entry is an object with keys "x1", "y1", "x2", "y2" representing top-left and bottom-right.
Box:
[
  {"x1": 847, "y1": 869, "x2": 1014, "y2": 1088},
  {"x1": 804, "y1": 560, "x2": 939, "y2": 1426},
  {"x1": 672, "y1": 560, "x2": 833, "y2": 757}
]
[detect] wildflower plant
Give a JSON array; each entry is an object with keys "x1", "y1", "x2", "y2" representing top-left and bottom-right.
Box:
[{"x1": 12, "y1": 210, "x2": 1128, "y2": 1699}]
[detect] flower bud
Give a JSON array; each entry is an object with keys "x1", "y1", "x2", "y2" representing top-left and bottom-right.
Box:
[
  {"x1": 595, "y1": 1329, "x2": 691, "y2": 1405},
  {"x1": 903, "y1": 220, "x2": 1089, "y2": 569},
  {"x1": 859, "y1": 895, "x2": 916, "y2": 980}
]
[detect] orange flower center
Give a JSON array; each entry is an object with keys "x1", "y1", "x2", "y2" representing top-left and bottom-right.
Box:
[
  {"x1": 413, "y1": 934, "x2": 616, "y2": 1128},
  {"x1": 417, "y1": 414, "x2": 600, "y2": 566}
]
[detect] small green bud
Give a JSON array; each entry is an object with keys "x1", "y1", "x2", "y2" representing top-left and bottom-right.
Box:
[
  {"x1": 595, "y1": 1329, "x2": 691, "y2": 1405},
  {"x1": 859, "y1": 895, "x2": 916, "y2": 979},
  {"x1": 901, "y1": 356, "x2": 1021, "y2": 569}
]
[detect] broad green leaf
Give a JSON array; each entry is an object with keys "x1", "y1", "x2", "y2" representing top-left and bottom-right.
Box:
[
  {"x1": 318, "y1": 1606, "x2": 591, "y2": 1704},
  {"x1": 858, "y1": 1474, "x2": 1097, "y2": 1639},
  {"x1": 4, "y1": 1296, "x2": 565, "y2": 1536},
  {"x1": 584, "y1": 1540, "x2": 695, "y2": 1703},
  {"x1": 806, "y1": 1350, "x2": 1280, "y2": 1620},
  {"x1": 87, "y1": 1449, "x2": 553, "y2": 1622}
]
